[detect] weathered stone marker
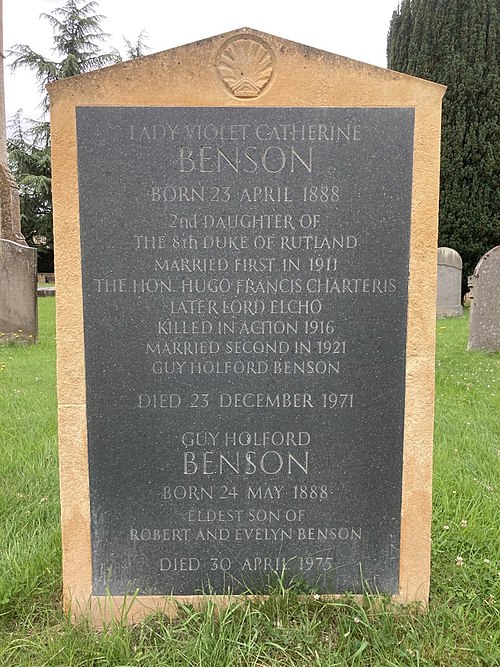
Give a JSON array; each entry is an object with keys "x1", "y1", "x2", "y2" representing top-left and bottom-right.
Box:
[
  {"x1": 0, "y1": 237, "x2": 37, "y2": 340},
  {"x1": 0, "y1": 0, "x2": 37, "y2": 344},
  {"x1": 468, "y1": 246, "x2": 500, "y2": 351},
  {"x1": 48, "y1": 29, "x2": 445, "y2": 625},
  {"x1": 436, "y1": 247, "x2": 463, "y2": 318}
]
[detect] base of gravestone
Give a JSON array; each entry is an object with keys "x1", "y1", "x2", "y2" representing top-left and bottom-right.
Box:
[
  {"x1": 64, "y1": 589, "x2": 426, "y2": 629},
  {"x1": 0, "y1": 238, "x2": 38, "y2": 343}
]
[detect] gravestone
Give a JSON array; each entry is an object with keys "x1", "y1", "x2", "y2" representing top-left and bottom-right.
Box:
[
  {"x1": 48, "y1": 28, "x2": 445, "y2": 626},
  {"x1": 0, "y1": 238, "x2": 37, "y2": 340},
  {"x1": 436, "y1": 247, "x2": 463, "y2": 317},
  {"x1": 467, "y1": 246, "x2": 500, "y2": 351}
]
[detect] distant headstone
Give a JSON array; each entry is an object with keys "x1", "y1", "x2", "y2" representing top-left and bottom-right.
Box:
[
  {"x1": 0, "y1": 239, "x2": 37, "y2": 341},
  {"x1": 467, "y1": 246, "x2": 500, "y2": 351},
  {"x1": 38, "y1": 273, "x2": 56, "y2": 284},
  {"x1": 37, "y1": 285, "x2": 56, "y2": 298},
  {"x1": 48, "y1": 28, "x2": 445, "y2": 625},
  {"x1": 436, "y1": 247, "x2": 463, "y2": 317}
]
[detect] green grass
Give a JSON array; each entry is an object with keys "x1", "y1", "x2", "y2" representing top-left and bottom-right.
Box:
[{"x1": 0, "y1": 300, "x2": 499, "y2": 666}]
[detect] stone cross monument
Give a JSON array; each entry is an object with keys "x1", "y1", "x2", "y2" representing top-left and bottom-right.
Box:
[{"x1": 0, "y1": 0, "x2": 37, "y2": 343}]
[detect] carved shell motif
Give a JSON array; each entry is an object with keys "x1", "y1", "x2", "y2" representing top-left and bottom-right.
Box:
[{"x1": 218, "y1": 38, "x2": 273, "y2": 98}]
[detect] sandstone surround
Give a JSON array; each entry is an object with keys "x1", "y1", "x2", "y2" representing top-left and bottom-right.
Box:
[{"x1": 48, "y1": 28, "x2": 445, "y2": 626}]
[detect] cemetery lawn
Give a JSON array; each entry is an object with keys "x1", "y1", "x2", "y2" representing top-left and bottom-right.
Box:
[{"x1": 0, "y1": 299, "x2": 499, "y2": 667}]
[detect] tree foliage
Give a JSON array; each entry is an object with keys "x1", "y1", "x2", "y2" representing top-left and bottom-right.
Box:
[
  {"x1": 113, "y1": 30, "x2": 150, "y2": 62},
  {"x1": 387, "y1": 0, "x2": 500, "y2": 288},
  {"x1": 7, "y1": 0, "x2": 149, "y2": 270},
  {"x1": 7, "y1": 114, "x2": 52, "y2": 265},
  {"x1": 9, "y1": 0, "x2": 116, "y2": 114}
]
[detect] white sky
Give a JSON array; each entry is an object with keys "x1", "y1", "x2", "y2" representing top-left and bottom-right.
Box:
[{"x1": 3, "y1": 0, "x2": 399, "y2": 123}]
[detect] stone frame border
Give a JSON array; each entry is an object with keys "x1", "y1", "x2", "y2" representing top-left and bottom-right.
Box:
[{"x1": 48, "y1": 28, "x2": 445, "y2": 626}]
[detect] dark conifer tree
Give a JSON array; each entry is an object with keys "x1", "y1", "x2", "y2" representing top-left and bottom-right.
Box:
[{"x1": 388, "y1": 0, "x2": 500, "y2": 289}]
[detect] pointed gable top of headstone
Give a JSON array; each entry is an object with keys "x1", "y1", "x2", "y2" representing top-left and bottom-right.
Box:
[{"x1": 47, "y1": 27, "x2": 446, "y2": 106}]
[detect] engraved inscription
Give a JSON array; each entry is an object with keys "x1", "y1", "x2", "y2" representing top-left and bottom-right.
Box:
[{"x1": 76, "y1": 107, "x2": 414, "y2": 598}]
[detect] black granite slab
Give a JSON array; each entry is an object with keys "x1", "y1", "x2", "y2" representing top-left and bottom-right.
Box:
[{"x1": 76, "y1": 107, "x2": 414, "y2": 596}]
